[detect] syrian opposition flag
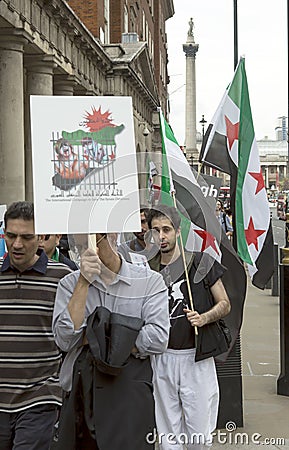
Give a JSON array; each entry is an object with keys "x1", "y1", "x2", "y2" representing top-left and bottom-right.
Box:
[
  {"x1": 159, "y1": 109, "x2": 221, "y2": 259},
  {"x1": 200, "y1": 57, "x2": 274, "y2": 289},
  {"x1": 158, "y1": 109, "x2": 247, "y2": 360}
]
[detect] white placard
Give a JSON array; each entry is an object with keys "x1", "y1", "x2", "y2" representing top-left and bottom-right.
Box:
[
  {"x1": 30, "y1": 96, "x2": 140, "y2": 234},
  {"x1": 0, "y1": 205, "x2": 7, "y2": 257},
  {"x1": 0, "y1": 205, "x2": 6, "y2": 226}
]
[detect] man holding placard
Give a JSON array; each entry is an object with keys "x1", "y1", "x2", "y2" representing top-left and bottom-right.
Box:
[{"x1": 52, "y1": 232, "x2": 169, "y2": 449}]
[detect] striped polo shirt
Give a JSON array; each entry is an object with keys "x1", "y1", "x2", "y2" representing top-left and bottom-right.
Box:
[{"x1": 0, "y1": 250, "x2": 72, "y2": 413}]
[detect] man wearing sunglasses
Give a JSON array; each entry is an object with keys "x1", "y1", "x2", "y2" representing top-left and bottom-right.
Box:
[
  {"x1": 0, "y1": 201, "x2": 72, "y2": 450},
  {"x1": 39, "y1": 234, "x2": 78, "y2": 270}
]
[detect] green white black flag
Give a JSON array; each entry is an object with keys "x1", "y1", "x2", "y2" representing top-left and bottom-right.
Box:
[
  {"x1": 158, "y1": 109, "x2": 247, "y2": 359},
  {"x1": 200, "y1": 57, "x2": 274, "y2": 289}
]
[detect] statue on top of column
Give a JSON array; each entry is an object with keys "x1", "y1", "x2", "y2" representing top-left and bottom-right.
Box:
[{"x1": 188, "y1": 18, "x2": 194, "y2": 39}]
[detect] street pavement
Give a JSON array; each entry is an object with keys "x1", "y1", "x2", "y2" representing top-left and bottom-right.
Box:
[{"x1": 212, "y1": 276, "x2": 289, "y2": 449}]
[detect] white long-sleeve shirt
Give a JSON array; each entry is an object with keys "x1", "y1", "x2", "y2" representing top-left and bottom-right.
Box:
[{"x1": 52, "y1": 258, "x2": 169, "y2": 391}]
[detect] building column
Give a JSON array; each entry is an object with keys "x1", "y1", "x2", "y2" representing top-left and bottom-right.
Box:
[
  {"x1": 265, "y1": 166, "x2": 269, "y2": 189},
  {"x1": 53, "y1": 75, "x2": 76, "y2": 96},
  {"x1": 0, "y1": 36, "x2": 25, "y2": 204},
  {"x1": 276, "y1": 165, "x2": 280, "y2": 190},
  {"x1": 24, "y1": 56, "x2": 55, "y2": 201}
]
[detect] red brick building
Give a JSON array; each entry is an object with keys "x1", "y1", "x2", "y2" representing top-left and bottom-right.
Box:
[{"x1": 67, "y1": 0, "x2": 174, "y2": 114}]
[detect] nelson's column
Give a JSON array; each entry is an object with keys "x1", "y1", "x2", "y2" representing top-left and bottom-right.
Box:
[{"x1": 183, "y1": 18, "x2": 199, "y2": 170}]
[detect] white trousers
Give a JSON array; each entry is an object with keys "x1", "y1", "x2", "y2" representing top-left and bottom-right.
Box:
[{"x1": 151, "y1": 348, "x2": 219, "y2": 450}]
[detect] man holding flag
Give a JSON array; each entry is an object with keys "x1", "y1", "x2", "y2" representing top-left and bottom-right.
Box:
[
  {"x1": 158, "y1": 108, "x2": 247, "y2": 359},
  {"x1": 148, "y1": 205, "x2": 231, "y2": 449},
  {"x1": 154, "y1": 55, "x2": 272, "y2": 435},
  {"x1": 156, "y1": 106, "x2": 247, "y2": 437}
]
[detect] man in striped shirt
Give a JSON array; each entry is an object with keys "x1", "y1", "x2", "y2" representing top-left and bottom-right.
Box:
[{"x1": 0, "y1": 201, "x2": 72, "y2": 450}]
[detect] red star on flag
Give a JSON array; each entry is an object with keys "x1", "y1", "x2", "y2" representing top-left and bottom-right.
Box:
[
  {"x1": 194, "y1": 229, "x2": 220, "y2": 255},
  {"x1": 248, "y1": 169, "x2": 265, "y2": 195},
  {"x1": 225, "y1": 116, "x2": 239, "y2": 150},
  {"x1": 245, "y1": 217, "x2": 266, "y2": 251}
]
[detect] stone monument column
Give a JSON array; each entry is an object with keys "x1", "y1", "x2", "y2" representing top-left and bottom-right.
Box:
[
  {"x1": 0, "y1": 35, "x2": 26, "y2": 204},
  {"x1": 24, "y1": 56, "x2": 56, "y2": 201},
  {"x1": 183, "y1": 18, "x2": 199, "y2": 167}
]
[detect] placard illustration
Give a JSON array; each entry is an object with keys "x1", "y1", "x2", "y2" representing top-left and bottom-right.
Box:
[
  {"x1": 31, "y1": 96, "x2": 140, "y2": 234},
  {"x1": 51, "y1": 106, "x2": 124, "y2": 193}
]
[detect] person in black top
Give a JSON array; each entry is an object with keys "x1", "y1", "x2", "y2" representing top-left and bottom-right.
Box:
[{"x1": 147, "y1": 205, "x2": 231, "y2": 450}]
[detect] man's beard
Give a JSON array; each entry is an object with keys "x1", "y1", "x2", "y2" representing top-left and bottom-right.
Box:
[{"x1": 160, "y1": 241, "x2": 176, "y2": 254}]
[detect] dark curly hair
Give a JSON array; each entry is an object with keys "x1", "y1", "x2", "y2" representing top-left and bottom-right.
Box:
[
  {"x1": 4, "y1": 201, "x2": 34, "y2": 228},
  {"x1": 147, "y1": 205, "x2": 181, "y2": 230}
]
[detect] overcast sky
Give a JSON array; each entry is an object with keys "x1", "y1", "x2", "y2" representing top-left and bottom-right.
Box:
[{"x1": 166, "y1": 0, "x2": 287, "y2": 145}]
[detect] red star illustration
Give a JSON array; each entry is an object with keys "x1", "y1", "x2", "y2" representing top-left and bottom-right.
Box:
[
  {"x1": 194, "y1": 229, "x2": 220, "y2": 255},
  {"x1": 245, "y1": 217, "x2": 266, "y2": 251},
  {"x1": 225, "y1": 116, "x2": 239, "y2": 150},
  {"x1": 248, "y1": 169, "x2": 265, "y2": 195},
  {"x1": 109, "y1": 152, "x2": 115, "y2": 160}
]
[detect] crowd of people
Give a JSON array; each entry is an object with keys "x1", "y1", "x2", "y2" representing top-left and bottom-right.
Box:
[
  {"x1": 0, "y1": 200, "x2": 231, "y2": 450},
  {"x1": 215, "y1": 200, "x2": 233, "y2": 240}
]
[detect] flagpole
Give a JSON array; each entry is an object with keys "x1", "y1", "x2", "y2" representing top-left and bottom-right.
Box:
[
  {"x1": 172, "y1": 192, "x2": 198, "y2": 337},
  {"x1": 287, "y1": 0, "x2": 289, "y2": 174},
  {"x1": 197, "y1": 114, "x2": 207, "y2": 180},
  {"x1": 158, "y1": 107, "x2": 198, "y2": 334},
  {"x1": 233, "y1": 0, "x2": 238, "y2": 69}
]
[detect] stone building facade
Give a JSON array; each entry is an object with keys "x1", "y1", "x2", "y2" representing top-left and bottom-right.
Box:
[
  {"x1": 0, "y1": 0, "x2": 174, "y2": 205},
  {"x1": 258, "y1": 138, "x2": 288, "y2": 190}
]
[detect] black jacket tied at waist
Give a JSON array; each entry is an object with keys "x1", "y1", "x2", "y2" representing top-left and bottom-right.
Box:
[
  {"x1": 86, "y1": 305, "x2": 144, "y2": 375},
  {"x1": 55, "y1": 306, "x2": 155, "y2": 450}
]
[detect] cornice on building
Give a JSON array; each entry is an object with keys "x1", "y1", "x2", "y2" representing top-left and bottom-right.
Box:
[
  {"x1": 257, "y1": 138, "x2": 287, "y2": 155},
  {"x1": 0, "y1": 0, "x2": 111, "y2": 76},
  {"x1": 163, "y1": 0, "x2": 175, "y2": 21},
  {"x1": 104, "y1": 41, "x2": 159, "y2": 108}
]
